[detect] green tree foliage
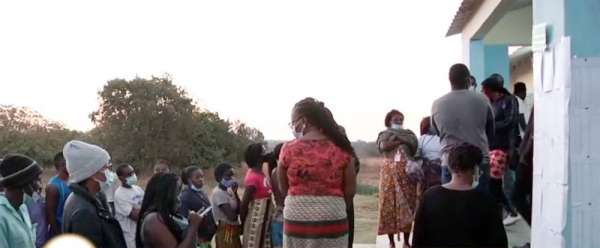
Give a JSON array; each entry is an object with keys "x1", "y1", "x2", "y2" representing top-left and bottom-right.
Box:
[
  {"x1": 0, "y1": 75, "x2": 263, "y2": 170},
  {"x1": 90, "y1": 75, "x2": 264, "y2": 169},
  {"x1": 0, "y1": 106, "x2": 84, "y2": 166}
]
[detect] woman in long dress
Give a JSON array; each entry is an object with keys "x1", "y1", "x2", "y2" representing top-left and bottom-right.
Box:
[
  {"x1": 376, "y1": 110, "x2": 418, "y2": 248},
  {"x1": 278, "y1": 97, "x2": 356, "y2": 248}
]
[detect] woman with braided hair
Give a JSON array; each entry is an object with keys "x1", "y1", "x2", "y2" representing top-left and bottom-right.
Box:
[
  {"x1": 412, "y1": 143, "x2": 508, "y2": 248},
  {"x1": 278, "y1": 97, "x2": 357, "y2": 248}
]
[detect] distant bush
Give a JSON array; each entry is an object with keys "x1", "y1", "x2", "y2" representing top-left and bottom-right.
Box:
[{"x1": 357, "y1": 183, "x2": 379, "y2": 196}]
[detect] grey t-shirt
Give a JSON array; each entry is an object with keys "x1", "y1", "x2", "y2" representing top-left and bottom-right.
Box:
[
  {"x1": 211, "y1": 187, "x2": 239, "y2": 225},
  {"x1": 431, "y1": 90, "x2": 494, "y2": 166}
]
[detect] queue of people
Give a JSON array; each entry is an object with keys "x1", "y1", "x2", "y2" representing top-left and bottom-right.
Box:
[{"x1": 0, "y1": 64, "x2": 534, "y2": 248}]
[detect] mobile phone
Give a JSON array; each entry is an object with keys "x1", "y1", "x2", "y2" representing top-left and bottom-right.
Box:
[{"x1": 199, "y1": 206, "x2": 212, "y2": 217}]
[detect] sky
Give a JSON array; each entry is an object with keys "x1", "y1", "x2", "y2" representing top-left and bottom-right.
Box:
[{"x1": 0, "y1": 0, "x2": 463, "y2": 141}]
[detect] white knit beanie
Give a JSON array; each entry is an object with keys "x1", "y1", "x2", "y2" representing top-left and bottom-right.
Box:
[{"x1": 63, "y1": 140, "x2": 111, "y2": 183}]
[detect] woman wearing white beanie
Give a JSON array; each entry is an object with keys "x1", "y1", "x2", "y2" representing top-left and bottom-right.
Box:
[{"x1": 61, "y1": 140, "x2": 127, "y2": 248}]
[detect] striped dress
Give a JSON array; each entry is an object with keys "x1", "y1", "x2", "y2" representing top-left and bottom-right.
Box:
[{"x1": 278, "y1": 139, "x2": 352, "y2": 248}]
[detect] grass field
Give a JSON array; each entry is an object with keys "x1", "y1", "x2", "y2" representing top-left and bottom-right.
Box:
[{"x1": 41, "y1": 157, "x2": 384, "y2": 244}]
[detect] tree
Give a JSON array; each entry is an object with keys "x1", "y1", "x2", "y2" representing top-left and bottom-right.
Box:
[
  {"x1": 90, "y1": 75, "x2": 264, "y2": 170},
  {"x1": 0, "y1": 105, "x2": 83, "y2": 166}
]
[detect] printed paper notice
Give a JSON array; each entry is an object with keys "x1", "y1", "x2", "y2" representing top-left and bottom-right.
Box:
[{"x1": 542, "y1": 51, "x2": 555, "y2": 93}]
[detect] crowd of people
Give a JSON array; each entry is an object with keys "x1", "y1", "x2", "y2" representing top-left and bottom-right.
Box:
[{"x1": 0, "y1": 63, "x2": 535, "y2": 248}]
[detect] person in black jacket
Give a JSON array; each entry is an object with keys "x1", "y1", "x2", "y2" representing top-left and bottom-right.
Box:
[
  {"x1": 481, "y1": 76, "x2": 520, "y2": 225},
  {"x1": 179, "y1": 165, "x2": 217, "y2": 247},
  {"x1": 61, "y1": 140, "x2": 126, "y2": 248}
]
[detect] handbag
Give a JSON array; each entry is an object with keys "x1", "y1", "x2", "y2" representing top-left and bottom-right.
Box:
[{"x1": 400, "y1": 148, "x2": 423, "y2": 183}]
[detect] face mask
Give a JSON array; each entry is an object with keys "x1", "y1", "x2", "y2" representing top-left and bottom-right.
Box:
[
  {"x1": 220, "y1": 178, "x2": 236, "y2": 188},
  {"x1": 292, "y1": 121, "x2": 305, "y2": 139},
  {"x1": 24, "y1": 194, "x2": 34, "y2": 206},
  {"x1": 125, "y1": 175, "x2": 138, "y2": 185},
  {"x1": 25, "y1": 184, "x2": 41, "y2": 202},
  {"x1": 191, "y1": 184, "x2": 203, "y2": 192},
  {"x1": 472, "y1": 167, "x2": 480, "y2": 188},
  {"x1": 468, "y1": 86, "x2": 475, "y2": 91},
  {"x1": 391, "y1": 124, "x2": 403, "y2": 130},
  {"x1": 94, "y1": 169, "x2": 116, "y2": 191}
]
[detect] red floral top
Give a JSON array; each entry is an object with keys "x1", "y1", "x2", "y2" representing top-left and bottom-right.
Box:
[{"x1": 279, "y1": 139, "x2": 351, "y2": 197}]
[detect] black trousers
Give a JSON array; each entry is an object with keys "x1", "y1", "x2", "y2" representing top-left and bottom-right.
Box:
[
  {"x1": 347, "y1": 199, "x2": 355, "y2": 248},
  {"x1": 513, "y1": 163, "x2": 533, "y2": 225},
  {"x1": 490, "y1": 178, "x2": 510, "y2": 209}
]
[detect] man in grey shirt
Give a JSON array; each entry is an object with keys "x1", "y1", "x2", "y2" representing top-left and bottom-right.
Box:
[{"x1": 431, "y1": 63, "x2": 495, "y2": 191}]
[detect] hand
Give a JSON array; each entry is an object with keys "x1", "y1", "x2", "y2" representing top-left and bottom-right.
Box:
[
  {"x1": 188, "y1": 210, "x2": 204, "y2": 227},
  {"x1": 231, "y1": 182, "x2": 239, "y2": 193}
]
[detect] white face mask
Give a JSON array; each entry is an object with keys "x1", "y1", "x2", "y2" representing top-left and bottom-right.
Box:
[
  {"x1": 472, "y1": 167, "x2": 480, "y2": 188},
  {"x1": 468, "y1": 86, "x2": 475, "y2": 91},
  {"x1": 391, "y1": 124, "x2": 403, "y2": 130},
  {"x1": 292, "y1": 121, "x2": 305, "y2": 139}
]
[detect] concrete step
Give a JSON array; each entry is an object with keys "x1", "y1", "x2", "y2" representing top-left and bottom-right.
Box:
[
  {"x1": 375, "y1": 233, "x2": 412, "y2": 248},
  {"x1": 353, "y1": 244, "x2": 376, "y2": 248}
]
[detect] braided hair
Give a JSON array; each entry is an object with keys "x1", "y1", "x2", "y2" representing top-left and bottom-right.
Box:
[
  {"x1": 293, "y1": 98, "x2": 354, "y2": 155},
  {"x1": 135, "y1": 172, "x2": 182, "y2": 247},
  {"x1": 244, "y1": 143, "x2": 268, "y2": 169},
  {"x1": 444, "y1": 143, "x2": 483, "y2": 173}
]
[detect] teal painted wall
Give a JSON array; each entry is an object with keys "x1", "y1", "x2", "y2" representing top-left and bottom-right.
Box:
[
  {"x1": 533, "y1": 0, "x2": 600, "y2": 247},
  {"x1": 469, "y1": 40, "x2": 510, "y2": 88}
]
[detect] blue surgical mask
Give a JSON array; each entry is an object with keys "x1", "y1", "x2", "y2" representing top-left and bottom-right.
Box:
[
  {"x1": 191, "y1": 184, "x2": 203, "y2": 192},
  {"x1": 125, "y1": 175, "x2": 138, "y2": 185},
  {"x1": 95, "y1": 170, "x2": 116, "y2": 191},
  {"x1": 391, "y1": 124, "x2": 403, "y2": 130},
  {"x1": 220, "y1": 178, "x2": 236, "y2": 188}
]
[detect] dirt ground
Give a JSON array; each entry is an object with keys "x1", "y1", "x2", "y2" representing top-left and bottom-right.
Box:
[{"x1": 41, "y1": 157, "x2": 383, "y2": 244}]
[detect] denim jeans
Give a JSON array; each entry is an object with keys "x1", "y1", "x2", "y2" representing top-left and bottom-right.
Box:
[
  {"x1": 441, "y1": 162, "x2": 490, "y2": 192},
  {"x1": 503, "y1": 169, "x2": 516, "y2": 209}
]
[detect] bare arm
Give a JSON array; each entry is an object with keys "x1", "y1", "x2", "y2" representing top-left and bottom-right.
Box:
[
  {"x1": 45, "y1": 185, "x2": 61, "y2": 234},
  {"x1": 146, "y1": 213, "x2": 199, "y2": 248},
  {"x1": 239, "y1": 186, "x2": 255, "y2": 226},
  {"x1": 278, "y1": 164, "x2": 289, "y2": 195},
  {"x1": 271, "y1": 169, "x2": 285, "y2": 206},
  {"x1": 343, "y1": 158, "x2": 357, "y2": 207}
]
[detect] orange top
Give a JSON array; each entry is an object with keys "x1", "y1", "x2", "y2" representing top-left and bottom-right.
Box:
[{"x1": 279, "y1": 139, "x2": 351, "y2": 197}]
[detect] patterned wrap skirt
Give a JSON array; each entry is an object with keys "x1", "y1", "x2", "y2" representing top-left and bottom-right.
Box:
[
  {"x1": 215, "y1": 221, "x2": 242, "y2": 248},
  {"x1": 377, "y1": 158, "x2": 417, "y2": 235},
  {"x1": 243, "y1": 198, "x2": 274, "y2": 248},
  {"x1": 283, "y1": 195, "x2": 348, "y2": 248}
]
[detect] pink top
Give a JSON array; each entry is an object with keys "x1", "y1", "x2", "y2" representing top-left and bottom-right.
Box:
[{"x1": 244, "y1": 170, "x2": 272, "y2": 200}]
